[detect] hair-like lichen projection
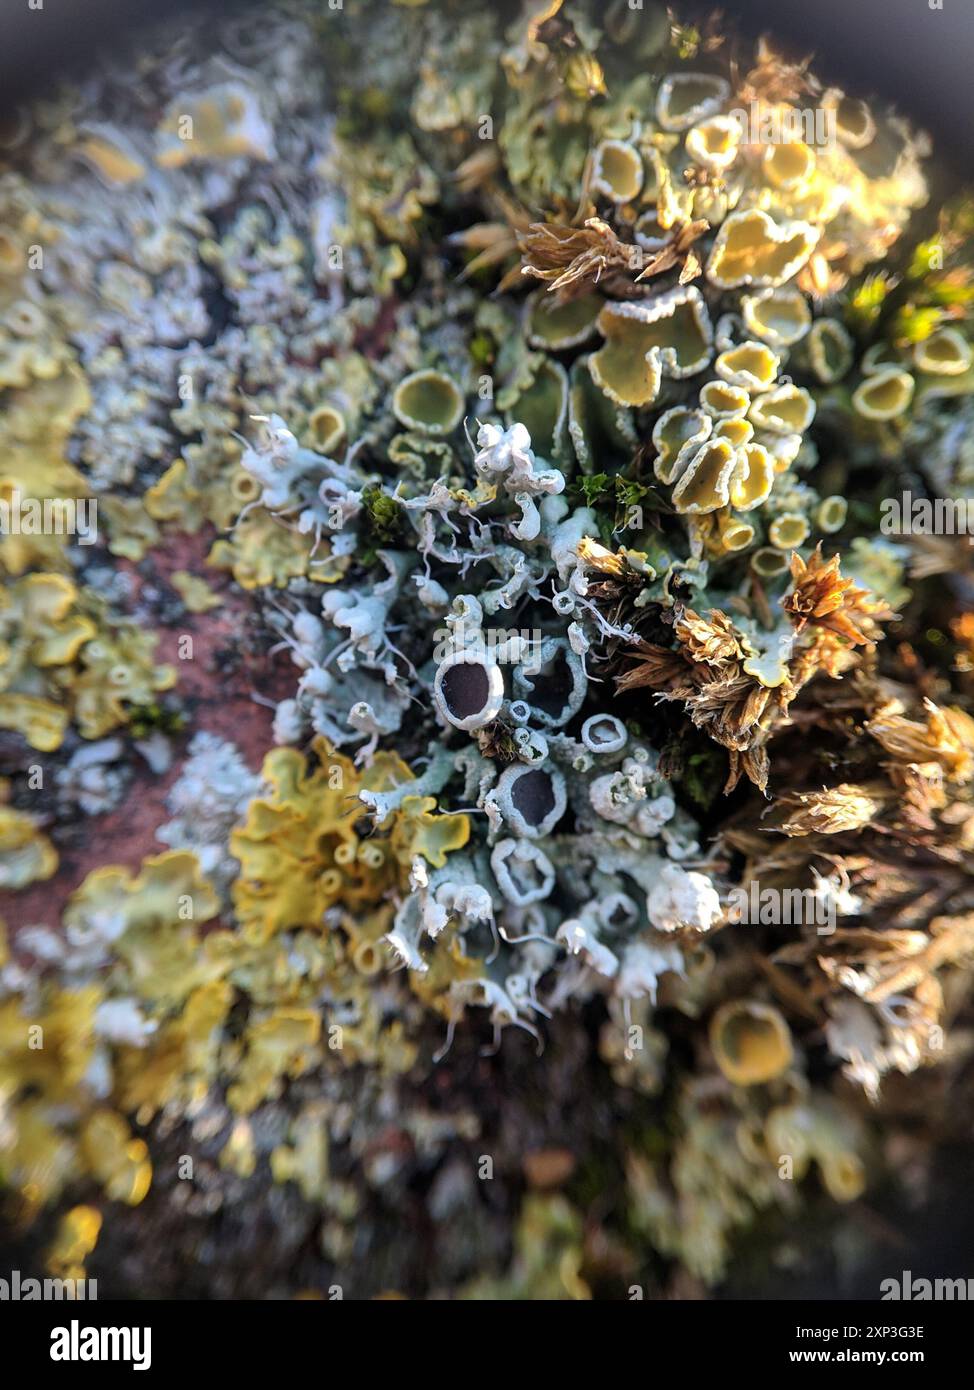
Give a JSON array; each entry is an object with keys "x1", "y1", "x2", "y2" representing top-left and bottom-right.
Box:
[{"x1": 1, "y1": 0, "x2": 973, "y2": 1299}]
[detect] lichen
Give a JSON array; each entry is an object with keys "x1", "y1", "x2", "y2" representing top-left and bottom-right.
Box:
[{"x1": 1, "y1": 0, "x2": 972, "y2": 1303}]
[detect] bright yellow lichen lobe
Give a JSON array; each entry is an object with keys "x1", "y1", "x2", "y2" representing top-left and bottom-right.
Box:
[{"x1": 232, "y1": 738, "x2": 469, "y2": 939}]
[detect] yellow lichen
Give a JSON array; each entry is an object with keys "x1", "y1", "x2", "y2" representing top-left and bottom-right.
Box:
[
  {"x1": 227, "y1": 1009, "x2": 321, "y2": 1113},
  {"x1": 728, "y1": 443, "x2": 774, "y2": 512},
  {"x1": 706, "y1": 209, "x2": 819, "y2": 290},
  {"x1": 589, "y1": 139, "x2": 643, "y2": 203},
  {"x1": 652, "y1": 406, "x2": 712, "y2": 486},
  {"x1": 392, "y1": 370, "x2": 465, "y2": 435},
  {"x1": 80, "y1": 1110, "x2": 152, "y2": 1206},
  {"x1": 769, "y1": 512, "x2": 811, "y2": 549},
  {"x1": 304, "y1": 404, "x2": 347, "y2": 455},
  {"x1": 65, "y1": 852, "x2": 223, "y2": 1007},
  {"x1": 46, "y1": 1205, "x2": 103, "y2": 1282},
  {"x1": 807, "y1": 317, "x2": 854, "y2": 383},
  {"x1": 741, "y1": 287, "x2": 811, "y2": 348},
  {"x1": 144, "y1": 458, "x2": 205, "y2": 531},
  {"x1": 171, "y1": 570, "x2": 223, "y2": 613},
  {"x1": 232, "y1": 738, "x2": 469, "y2": 940},
  {"x1": 101, "y1": 496, "x2": 161, "y2": 561},
  {"x1": 591, "y1": 288, "x2": 712, "y2": 406},
  {"x1": 852, "y1": 367, "x2": 915, "y2": 421},
  {"x1": 209, "y1": 507, "x2": 349, "y2": 589},
  {"x1": 76, "y1": 131, "x2": 147, "y2": 185},
  {"x1": 0, "y1": 368, "x2": 91, "y2": 575},
  {"x1": 763, "y1": 139, "x2": 816, "y2": 193},
  {"x1": 656, "y1": 72, "x2": 730, "y2": 132},
  {"x1": 710, "y1": 1001, "x2": 794, "y2": 1086},
  {"x1": 715, "y1": 341, "x2": 780, "y2": 393},
  {"x1": 748, "y1": 383, "x2": 816, "y2": 434},
  {"x1": 0, "y1": 691, "x2": 68, "y2": 751},
  {"x1": 685, "y1": 115, "x2": 741, "y2": 172},
  {"x1": 156, "y1": 84, "x2": 274, "y2": 167},
  {"x1": 0, "y1": 793, "x2": 58, "y2": 889},
  {"x1": 671, "y1": 437, "x2": 737, "y2": 515},
  {"x1": 73, "y1": 622, "x2": 176, "y2": 740},
  {"x1": 914, "y1": 327, "x2": 972, "y2": 377}
]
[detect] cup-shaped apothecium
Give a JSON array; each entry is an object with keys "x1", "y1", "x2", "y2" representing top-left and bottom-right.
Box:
[{"x1": 433, "y1": 651, "x2": 505, "y2": 733}]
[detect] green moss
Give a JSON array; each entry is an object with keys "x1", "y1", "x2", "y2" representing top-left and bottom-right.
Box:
[
  {"x1": 669, "y1": 21, "x2": 704, "y2": 60},
  {"x1": 360, "y1": 484, "x2": 404, "y2": 552},
  {"x1": 681, "y1": 746, "x2": 727, "y2": 811},
  {"x1": 893, "y1": 304, "x2": 944, "y2": 344},
  {"x1": 845, "y1": 272, "x2": 894, "y2": 334},
  {"x1": 615, "y1": 477, "x2": 650, "y2": 511},
  {"x1": 574, "y1": 472, "x2": 611, "y2": 508},
  {"x1": 126, "y1": 700, "x2": 186, "y2": 738},
  {"x1": 469, "y1": 332, "x2": 496, "y2": 369}
]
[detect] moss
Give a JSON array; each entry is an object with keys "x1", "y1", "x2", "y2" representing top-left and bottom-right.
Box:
[
  {"x1": 358, "y1": 484, "x2": 404, "y2": 567},
  {"x1": 681, "y1": 745, "x2": 728, "y2": 812},
  {"x1": 125, "y1": 700, "x2": 186, "y2": 739},
  {"x1": 575, "y1": 472, "x2": 611, "y2": 508}
]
